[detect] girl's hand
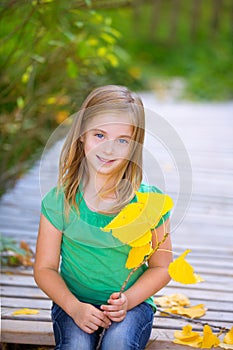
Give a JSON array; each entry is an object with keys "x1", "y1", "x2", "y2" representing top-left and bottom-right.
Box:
[
  {"x1": 100, "y1": 292, "x2": 128, "y2": 322},
  {"x1": 72, "y1": 302, "x2": 111, "y2": 334}
]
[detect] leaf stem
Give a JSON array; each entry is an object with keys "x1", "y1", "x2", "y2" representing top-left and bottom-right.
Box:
[{"x1": 157, "y1": 307, "x2": 230, "y2": 333}]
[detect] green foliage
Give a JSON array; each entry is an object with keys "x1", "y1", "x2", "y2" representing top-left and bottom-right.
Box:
[
  {"x1": 0, "y1": 1, "x2": 136, "y2": 194},
  {"x1": 0, "y1": 235, "x2": 33, "y2": 266},
  {"x1": 104, "y1": 1, "x2": 233, "y2": 101}
]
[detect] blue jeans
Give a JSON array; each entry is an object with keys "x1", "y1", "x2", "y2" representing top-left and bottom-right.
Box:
[{"x1": 51, "y1": 302, "x2": 154, "y2": 350}]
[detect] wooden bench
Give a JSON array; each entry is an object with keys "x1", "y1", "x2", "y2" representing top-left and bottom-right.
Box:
[{"x1": 1, "y1": 245, "x2": 233, "y2": 350}]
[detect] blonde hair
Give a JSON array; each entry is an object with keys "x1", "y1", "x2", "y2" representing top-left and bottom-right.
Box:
[{"x1": 58, "y1": 85, "x2": 145, "y2": 215}]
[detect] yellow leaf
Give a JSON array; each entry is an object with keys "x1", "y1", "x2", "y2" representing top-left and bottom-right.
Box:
[
  {"x1": 154, "y1": 293, "x2": 190, "y2": 307},
  {"x1": 12, "y1": 308, "x2": 39, "y2": 315},
  {"x1": 129, "y1": 230, "x2": 152, "y2": 247},
  {"x1": 164, "y1": 304, "x2": 207, "y2": 319},
  {"x1": 224, "y1": 327, "x2": 233, "y2": 345},
  {"x1": 106, "y1": 53, "x2": 119, "y2": 67},
  {"x1": 201, "y1": 325, "x2": 220, "y2": 348},
  {"x1": 102, "y1": 192, "x2": 173, "y2": 244},
  {"x1": 55, "y1": 110, "x2": 69, "y2": 124},
  {"x1": 168, "y1": 250, "x2": 204, "y2": 284},
  {"x1": 174, "y1": 324, "x2": 202, "y2": 342},
  {"x1": 97, "y1": 47, "x2": 108, "y2": 57},
  {"x1": 173, "y1": 338, "x2": 202, "y2": 348},
  {"x1": 125, "y1": 244, "x2": 153, "y2": 269}
]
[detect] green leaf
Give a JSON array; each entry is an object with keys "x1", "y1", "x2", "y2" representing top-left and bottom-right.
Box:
[
  {"x1": 66, "y1": 58, "x2": 78, "y2": 79},
  {"x1": 17, "y1": 97, "x2": 25, "y2": 109},
  {"x1": 85, "y1": 0, "x2": 92, "y2": 6}
]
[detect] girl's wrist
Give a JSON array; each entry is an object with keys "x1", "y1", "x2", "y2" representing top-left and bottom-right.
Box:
[{"x1": 64, "y1": 295, "x2": 82, "y2": 318}]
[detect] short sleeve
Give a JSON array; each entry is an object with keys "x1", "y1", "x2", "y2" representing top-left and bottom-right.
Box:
[
  {"x1": 138, "y1": 183, "x2": 171, "y2": 228},
  {"x1": 41, "y1": 187, "x2": 64, "y2": 231}
]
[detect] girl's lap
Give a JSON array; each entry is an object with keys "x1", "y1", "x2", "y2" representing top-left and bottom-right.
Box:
[{"x1": 51, "y1": 302, "x2": 154, "y2": 350}]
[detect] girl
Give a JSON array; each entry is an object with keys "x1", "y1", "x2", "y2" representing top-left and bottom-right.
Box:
[{"x1": 34, "y1": 85, "x2": 173, "y2": 350}]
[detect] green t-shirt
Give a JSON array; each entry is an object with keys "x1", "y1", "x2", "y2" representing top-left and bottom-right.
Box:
[{"x1": 41, "y1": 183, "x2": 171, "y2": 310}]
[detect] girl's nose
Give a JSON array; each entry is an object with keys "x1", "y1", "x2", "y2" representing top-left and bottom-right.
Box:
[{"x1": 102, "y1": 139, "x2": 115, "y2": 154}]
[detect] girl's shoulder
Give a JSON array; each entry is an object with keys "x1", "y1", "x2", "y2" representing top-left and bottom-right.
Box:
[
  {"x1": 137, "y1": 183, "x2": 164, "y2": 195},
  {"x1": 42, "y1": 186, "x2": 65, "y2": 201}
]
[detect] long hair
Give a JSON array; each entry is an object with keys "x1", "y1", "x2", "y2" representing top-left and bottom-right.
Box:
[{"x1": 58, "y1": 85, "x2": 145, "y2": 215}]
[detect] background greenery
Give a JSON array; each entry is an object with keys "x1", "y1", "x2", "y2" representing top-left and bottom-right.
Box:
[{"x1": 0, "y1": 0, "x2": 232, "y2": 195}]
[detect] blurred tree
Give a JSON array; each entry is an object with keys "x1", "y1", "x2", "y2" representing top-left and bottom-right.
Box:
[{"x1": 0, "y1": 0, "x2": 132, "y2": 194}]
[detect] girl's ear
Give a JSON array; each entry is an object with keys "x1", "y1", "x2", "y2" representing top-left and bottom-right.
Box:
[{"x1": 80, "y1": 134, "x2": 84, "y2": 142}]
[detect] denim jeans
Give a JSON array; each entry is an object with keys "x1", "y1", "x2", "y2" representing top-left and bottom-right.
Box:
[{"x1": 51, "y1": 301, "x2": 154, "y2": 350}]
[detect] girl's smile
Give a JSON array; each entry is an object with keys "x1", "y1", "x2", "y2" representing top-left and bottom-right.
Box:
[{"x1": 96, "y1": 155, "x2": 116, "y2": 164}]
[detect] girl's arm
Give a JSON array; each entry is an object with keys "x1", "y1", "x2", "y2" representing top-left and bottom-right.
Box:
[
  {"x1": 34, "y1": 214, "x2": 111, "y2": 333},
  {"x1": 101, "y1": 219, "x2": 172, "y2": 321}
]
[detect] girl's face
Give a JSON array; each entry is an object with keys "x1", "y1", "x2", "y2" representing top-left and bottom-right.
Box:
[{"x1": 82, "y1": 113, "x2": 134, "y2": 178}]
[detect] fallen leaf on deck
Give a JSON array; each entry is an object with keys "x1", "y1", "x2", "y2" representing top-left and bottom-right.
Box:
[
  {"x1": 201, "y1": 325, "x2": 220, "y2": 348},
  {"x1": 154, "y1": 293, "x2": 190, "y2": 307},
  {"x1": 164, "y1": 304, "x2": 207, "y2": 319},
  {"x1": 173, "y1": 324, "x2": 202, "y2": 347},
  {"x1": 224, "y1": 327, "x2": 233, "y2": 345},
  {"x1": 168, "y1": 249, "x2": 204, "y2": 284},
  {"x1": 12, "y1": 308, "x2": 39, "y2": 315},
  {"x1": 173, "y1": 338, "x2": 203, "y2": 348}
]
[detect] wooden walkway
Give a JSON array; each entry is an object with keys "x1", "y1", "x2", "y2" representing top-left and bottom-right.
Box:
[{"x1": 1, "y1": 94, "x2": 233, "y2": 348}]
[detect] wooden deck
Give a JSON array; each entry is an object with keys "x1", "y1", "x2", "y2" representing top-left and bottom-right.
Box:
[
  {"x1": 1, "y1": 252, "x2": 233, "y2": 349},
  {"x1": 1, "y1": 94, "x2": 233, "y2": 348}
]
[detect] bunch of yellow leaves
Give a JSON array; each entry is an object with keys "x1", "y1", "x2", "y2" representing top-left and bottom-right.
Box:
[
  {"x1": 164, "y1": 304, "x2": 207, "y2": 319},
  {"x1": 174, "y1": 325, "x2": 233, "y2": 349},
  {"x1": 155, "y1": 293, "x2": 206, "y2": 319},
  {"x1": 102, "y1": 191, "x2": 173, "y2": 269},
  {"x1": 155, "y1": 293, "x2": 191, "y2": 308}
]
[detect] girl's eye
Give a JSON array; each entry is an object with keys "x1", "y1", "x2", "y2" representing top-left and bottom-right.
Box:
[
  {"x1": 95, "y1": 133, "x2": 104, "y2": 139},
  {"x1": 118, "y1": 138, "x2": 129, "y2": 144}
]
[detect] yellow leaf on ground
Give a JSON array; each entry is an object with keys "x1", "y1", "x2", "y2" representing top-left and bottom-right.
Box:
[
  {"x1": 154, "y1": 293, "x2": 190, "y2": 307},
  {"x1": 224, "y1": 327, "x2": 233, "y2": 345},
  {"x1": 125, "y1": 244, "x2": 153, "y2": 269},
  {"x1": 164, "y1": 304, "x2": 207, "y2": 319},
  {"x1": 168, "y1": 250, "x2": 204, "y2": 284},
  {"x1": 12, "y1": 308, "x2": 39, "y2": 315},
  {"x1": 201, "y1": 325, "x2": 220, "y2": 348},
  {"x1": 174, "y1": 324, "x2": 201, "y2": 342},
  {"x1": 173, "y1": 338, "x2": 202, "y2": 348}
]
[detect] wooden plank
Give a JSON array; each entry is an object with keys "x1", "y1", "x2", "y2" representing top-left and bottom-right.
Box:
[
  {"x1": 2, "y1": 271, "x2": 233, "y2": 291},
  {"x1": 155, "y1": 310, "x2": 233, "y2": 323},
  {"x1": 1, "y1": 307, "x2": 51, "y2": 322},
  {"x1": 1, "y1": 319, "x2": 55, "y2": 345},
  {"x1": 2, "y1": 296, "x2": 231, "y2": 313},
  {"x1": 1, "y1": 297, "x2": 52, "y2": 309},
  {"x1": 1, "y1": 274, "x2": 38, "y2": 287},
  {"x1": 158, "y1": 286, "x2": 233, "y2": 303},
  {"x1": 1, "y1": 305, "x2": 233, "y2": 329},
  {"x1": 1, "y1": 285, "x2": 48, "y2": 298},
  {"x1": 153, "y1": 317, "x2": 232, "y2": 331}
]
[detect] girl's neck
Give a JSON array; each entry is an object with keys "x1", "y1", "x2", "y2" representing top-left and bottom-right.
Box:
[{"x1": 83, "y1": 176, "x2": 118, "y2": 213}]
